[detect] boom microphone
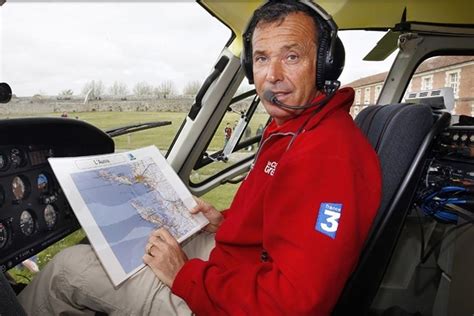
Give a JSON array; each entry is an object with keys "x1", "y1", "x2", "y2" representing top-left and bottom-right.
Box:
[{"x1": 264, "y1": 90, "x2": 332, "y2": 110}]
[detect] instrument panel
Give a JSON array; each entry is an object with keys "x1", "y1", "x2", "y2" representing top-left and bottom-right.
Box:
[
  {"x1": 0, "y1": 117, "x2": 114, "y2": 272},
  {"x1": 0, "y1": 145, "x2": 76, "y2": 270},
  {"x1": 436, "y1": 126, "x2": 474, "y2": 160}
]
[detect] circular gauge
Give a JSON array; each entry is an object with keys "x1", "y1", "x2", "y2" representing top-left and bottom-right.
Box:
[
  {"x1": 10, "y1": 148, "x2": 26, "y2": 168},
  {"x1": 461, "y1": 134, "x2": 468, "y2": 142},
  {"x1": 0, "y1": 152, "x2": 8, "y2": 170},
  {"x1": 452, "y1": 134, "x2": 459, "y2": 141},
  {"x1": 12, "y1": 176, "x2": 29, "y2": 201},
  {"x1": 0, "y1": 223, "x2": 8, "y2": 249},
  {"x1": 470, "y1": 135, "x2": 474, "y2": 143},
  {"x1": 43, "y1": 204, "x2": 57, "y2": 230},
  {"x1": 37, "y1": 173, "x2": 50, "y2": 194},
  {"x1": 0, "y1": 186, "x2": 4, "y2": 207},
  {"x1": 20, "y1": 210, "x2": 35, "y2": 236}
]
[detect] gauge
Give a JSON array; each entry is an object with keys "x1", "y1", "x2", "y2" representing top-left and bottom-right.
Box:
[
  {"x1": 12, "y1": 176, "x2": 29, "y2": 201},
  {"x1": 20, "y1": 210, "x2": 35, "y2": 236},
  {"x1": 0, "y1": 186, "x2": 4, "y2": 207},
  {"x1": 0, "y1": 223, "x2": 8, "y2": 248},
  {"x1": 470, "y1": 135, "x2": 474, "y2": 143},
  {"x1": 10, "y1": 148, "x2": 26, "y2": 168},
  {"x1": 0, "y1": 152, "x2": 8, "y2": 170},
  {"x1": 461, "y1": 134, "x2": 468, "y2": 142},
  {"x1": 452, "y1": 134, "x2": 459, "y2": 141},
  {"x1": 37, "y1": 173, "x2": 50, "y2": 194},
  {"x1": 43, "y1": 204, "x2": 57, "y2": 230}
]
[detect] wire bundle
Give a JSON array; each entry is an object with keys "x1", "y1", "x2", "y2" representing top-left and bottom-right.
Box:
[{"x1": 420, "y1": 186, "x2": 474, "y2": 223}]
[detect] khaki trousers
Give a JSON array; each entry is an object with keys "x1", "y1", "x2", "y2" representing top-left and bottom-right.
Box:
[{"x1": 17, "y1": 232, "x2": 215, "y2": 316}]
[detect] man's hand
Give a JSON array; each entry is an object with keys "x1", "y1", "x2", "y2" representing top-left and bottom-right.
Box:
[
  {"x1": 143, "y1": 228, "x2": 188, "y2": 287},
  {"x1": 190, "y1": 197, "x2": 223, "y2": 233}
]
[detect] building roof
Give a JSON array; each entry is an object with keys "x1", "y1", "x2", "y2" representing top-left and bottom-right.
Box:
[
  {"x1": 343, "y1": 72, "x2": 388, "y2": 88},
  {"x1": 345, "y1": 56, "x2": 474, "y2": 88},
  {"x1": 415, "y1": 55, "x2": 474, "y2": 73}
]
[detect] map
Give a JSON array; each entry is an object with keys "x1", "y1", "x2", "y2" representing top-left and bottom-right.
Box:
[
  {"x1": 49, "y1": 146, "x2": 208, "y2": 286},
  {"x1": 71, "y1": 158, "x2": 202, "y2": 274}
]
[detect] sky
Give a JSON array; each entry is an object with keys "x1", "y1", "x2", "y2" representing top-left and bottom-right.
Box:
[{"x1": 0, "y1": 1, "x2": 397, "y2": 97}]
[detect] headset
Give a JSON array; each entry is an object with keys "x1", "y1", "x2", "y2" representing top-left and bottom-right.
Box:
[{"x1": 241, "y1": 0, "x2": 345, "y2": 93}]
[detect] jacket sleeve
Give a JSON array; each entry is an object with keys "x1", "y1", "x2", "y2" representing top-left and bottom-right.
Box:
[{"x1": 172, "y1": 150, "x2": 380, "y2": 315}]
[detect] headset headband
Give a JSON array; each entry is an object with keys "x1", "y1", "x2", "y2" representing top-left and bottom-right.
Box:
[{"x1": 241, "y1": 0, "x2": 344, "y2": 93}]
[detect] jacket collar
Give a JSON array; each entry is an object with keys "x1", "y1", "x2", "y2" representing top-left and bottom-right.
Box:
[{"x1": 263, "y1": 87, "x2": 355, "y2": 137}]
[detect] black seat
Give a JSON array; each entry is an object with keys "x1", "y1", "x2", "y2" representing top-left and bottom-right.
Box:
[
  {"x1": 0, "y1": 273, "x2": 27, "y2": 316},
  {"x1": 332, "y1": 103, "x2": 451, "y2": 315}
]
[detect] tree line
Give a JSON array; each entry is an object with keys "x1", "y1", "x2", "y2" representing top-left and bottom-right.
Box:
[{"x1": 57, "y1": 80, "x2": 202, "y2": 100}]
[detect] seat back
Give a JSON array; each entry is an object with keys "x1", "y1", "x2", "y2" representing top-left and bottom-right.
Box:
[
  {"x1": 332, "y1": 103, "x2": 451, "y2": 315},
  {"x1": 0, "y1": 273, "x2": 26, "y2": 316}
]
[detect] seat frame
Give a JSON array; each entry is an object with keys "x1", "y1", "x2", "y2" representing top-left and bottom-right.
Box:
[{"x1": 332, "y1": 104, "x2": 451, "y2": 316}]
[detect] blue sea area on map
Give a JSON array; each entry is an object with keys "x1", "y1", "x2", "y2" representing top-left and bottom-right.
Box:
[{"x1": 72, "y1": 164, "x2": 158, "y2": 274}]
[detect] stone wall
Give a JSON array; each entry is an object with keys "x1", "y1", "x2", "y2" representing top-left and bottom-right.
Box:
[
  {"x1": 0, "y1": 96, "x2": 257, "y2": 116},
  {"x1": 0, "y1": 97, "x2": 195, "y2": 115}
]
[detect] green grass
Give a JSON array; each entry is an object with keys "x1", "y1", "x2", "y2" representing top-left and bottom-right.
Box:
[
  {"x1": 8, "y1": 230, "x2": 86, "y2": 284},
  {"x1": 8, "y1": 110, "x2": 267, "y2": 283},
  {"x1": 16, "y1": 111, "x2": 269, "y2": 152},
  {"x1": 78, "y1": 112, "x2": 188, "y2": 151}
]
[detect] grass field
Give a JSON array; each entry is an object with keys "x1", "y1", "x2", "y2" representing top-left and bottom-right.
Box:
[
  {"x1": 74, "y1": 111, "x2": 268, "y2": 152},
  {"x1": 9, "y1": 110, "x2": 267, "y2": 283}
]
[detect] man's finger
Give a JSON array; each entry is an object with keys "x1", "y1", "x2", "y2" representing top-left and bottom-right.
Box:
[
  {"x1": 149, "y1": 237, "x2": 165, "y2": 251},
  {"x1": 143, "y1": 253, "x2": 153, "y2": 264},
  {"x1": 157, "y1": 228, "x2": 177, "y2": 244},
  {"x1": 152, "y1": 228, "x2": 177, "y2": 245},
  {"x1": 189, "y1": 206, "x2": 200, "y2": 214}
]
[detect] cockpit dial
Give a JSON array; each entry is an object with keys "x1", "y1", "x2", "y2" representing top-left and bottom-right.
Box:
[
  {"x1": 0, "y1": 223, "x2": 8, "y2": 249},
  {"x1": 10, "y1": 148, "x2": 26, "y2": 168},
  {"x1": 12, "y1": 176, "x2": 29, "y2": 201},
  {"x1": 43, "y1": 204, "x2": 57, "y2": 230},
  {"x1": 37, "y1": 173, "x2": 50, "y2": 194},
  {"x1": 0, "y1": 152, "x2": 8, "y2": 170},
  {"x1": 19, "y1": 210, "x2": 35, "y2": 236}
]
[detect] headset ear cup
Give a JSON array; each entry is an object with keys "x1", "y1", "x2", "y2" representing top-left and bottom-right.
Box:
[
  {"x1": 325, "y1": 36, "x2": 345, "y2": 82},
  {"x1": 316, "y1": 32, "x2": 329, "y2": 90}
]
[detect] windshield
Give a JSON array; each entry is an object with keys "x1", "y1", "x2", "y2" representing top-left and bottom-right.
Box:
[{"x1": 0, "y1": 1, "x2": 230, "y2": 152}]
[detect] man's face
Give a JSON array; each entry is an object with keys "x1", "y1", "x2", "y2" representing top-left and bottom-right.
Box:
[{"x1": 252, "y1": 12, "x2": 319, "y2": 125}]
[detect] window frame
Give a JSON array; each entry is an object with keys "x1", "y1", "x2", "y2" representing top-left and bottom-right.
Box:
[
  {"x1": 364, "y1": 87, "x2": 371, "y2": 105},
  {"x1": 445, "y1": 69, "x2": 461, "y2": 98}
]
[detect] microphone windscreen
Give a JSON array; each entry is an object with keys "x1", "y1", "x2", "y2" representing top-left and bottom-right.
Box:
[{"x1": 263, "y1": 90, "x2": 275, "y2": 102}]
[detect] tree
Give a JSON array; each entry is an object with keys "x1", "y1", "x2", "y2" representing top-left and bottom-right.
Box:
[
  {"x1": 133, "y1": 81, "x2": 153, "y2": 97},
  {"x1": 109, "y1": 81, "x2": 128, "y2": 97},
  {"x1": 81, "y1": 80, "x2": 105, "y2": 100},
  {"x1": 58, "y1": 89, "x2": 74, "y2": 100},
  {"x1": 155, "y1": 80, "x2": 176, "y2": 98},
  {"x1": 183, "y1": 80, "x2": 201, "y2": 97},
  {"x1": 60, "y1": 89, "x2": 74, "y2": 96}
]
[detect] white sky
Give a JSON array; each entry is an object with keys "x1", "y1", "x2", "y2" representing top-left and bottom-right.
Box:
[{"x1": 0, "y1": 2, "x2": 397, "y2": 97}]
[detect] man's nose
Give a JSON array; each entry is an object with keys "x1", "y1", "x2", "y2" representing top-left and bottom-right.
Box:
[{"x1": 266, "y1": 59, "x2": 283, "y2": 83}]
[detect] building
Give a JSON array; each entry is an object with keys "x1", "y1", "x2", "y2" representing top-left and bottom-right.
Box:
[{"x1": 346, "y1": 56, "x2": 474, "y2": 117}]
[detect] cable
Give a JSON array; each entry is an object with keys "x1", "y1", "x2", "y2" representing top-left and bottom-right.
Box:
[{"x1": 419, "y1": 186, "x2": 473, "y2": 224}]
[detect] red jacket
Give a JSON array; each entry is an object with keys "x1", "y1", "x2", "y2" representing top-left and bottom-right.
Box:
[{"x1": 172, "y1": 87, "x2": 382, "y2": 315}]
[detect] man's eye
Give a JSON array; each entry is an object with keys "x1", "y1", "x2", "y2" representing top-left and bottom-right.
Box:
[
  {"x1": 287, "y1": 54, "x2": 299, "y2": 62},
  {"x1": 254, "y1": 56, "x2": 267, "y2": 63}
]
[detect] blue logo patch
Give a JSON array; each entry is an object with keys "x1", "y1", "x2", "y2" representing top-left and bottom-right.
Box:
[{"x1": 315, "y1": 203, "x2": 342, "y2": 239}]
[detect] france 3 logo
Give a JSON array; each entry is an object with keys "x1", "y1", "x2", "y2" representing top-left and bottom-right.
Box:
[{"x1": 315, "y1": 203, "x2": 342, "y2": 239}]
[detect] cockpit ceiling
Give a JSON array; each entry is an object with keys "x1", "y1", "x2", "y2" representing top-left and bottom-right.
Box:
[{"x1": 200, "y1": 0, "x2": 474, "y2": 35}]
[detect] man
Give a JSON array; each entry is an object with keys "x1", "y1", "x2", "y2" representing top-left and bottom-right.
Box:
[
  {"x1": 18, "y1": 1, "x2": 381, "y2": 315},
  {"x1": 224, "y1": 122, "x2": 232, "y2": 147}
]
